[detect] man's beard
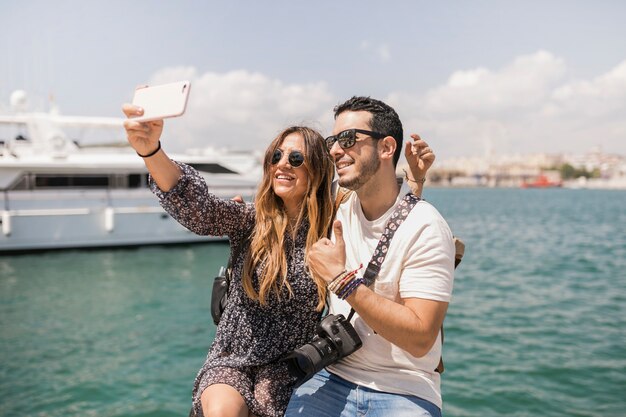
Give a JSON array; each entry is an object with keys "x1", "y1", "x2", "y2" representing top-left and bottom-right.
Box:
[{"x1": 337, "y1": 152, "x2": 380, "y2": 191}]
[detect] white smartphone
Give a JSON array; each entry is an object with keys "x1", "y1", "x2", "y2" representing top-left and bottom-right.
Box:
[{"x1": 131, "y1": 80, "x2": 191, "y2": 122}]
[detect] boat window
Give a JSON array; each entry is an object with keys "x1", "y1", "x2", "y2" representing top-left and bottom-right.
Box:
[
  {"x1": 8, "y1": 173, "x2": 149, "y2": 190},
  {"x1": 187, "y1": 163, "x2": 238, "y2": 174},
  {"x1": 128, "y1": 174, "x2": 146, "y2": 188},
  {"x1": 35, "y1": 175, "x2": 109, "y2": 188}
]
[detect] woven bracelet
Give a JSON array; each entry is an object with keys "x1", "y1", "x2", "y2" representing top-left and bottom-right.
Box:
[
  {"x1": 328, "y1": 270, "x2": 349, "y2": 292},
  {"x1": 338, "y1": 277, "x2": 365, "y2": 300},
  {"x1": 333, "y1": 270, "x2": 358, "y2": 294},
  {"x1": 328, "y1": 264, "x2": 362, "y2": 293}
]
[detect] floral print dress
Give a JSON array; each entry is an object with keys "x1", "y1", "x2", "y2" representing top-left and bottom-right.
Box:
[{"x1": 151, "y1": 163, "x2": 320, "y2": 417}]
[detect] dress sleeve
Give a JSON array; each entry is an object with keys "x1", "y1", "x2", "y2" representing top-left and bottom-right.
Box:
[{"x1": 149, "y1": 161, "x2": 254, "y2": 237}]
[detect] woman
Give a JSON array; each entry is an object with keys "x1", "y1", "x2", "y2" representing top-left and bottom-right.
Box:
[{"x1": 122, "y1": 104, "x2": 434, "y2": 417}]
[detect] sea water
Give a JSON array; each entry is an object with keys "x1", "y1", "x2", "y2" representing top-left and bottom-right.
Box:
[{"x1": 1, "y1": 188, "x2": 625, "y2": 417}]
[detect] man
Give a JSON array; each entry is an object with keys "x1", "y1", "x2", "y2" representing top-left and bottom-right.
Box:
[{"x1": 286, "y1": 97, "x2": 455, "y2": 417}]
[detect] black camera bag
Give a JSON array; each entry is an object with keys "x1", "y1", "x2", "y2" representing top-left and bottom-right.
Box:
[
  {"x1": 210, "y1": 230, "x2": 250, "y2": 325},
  {"x1": 210, "y1": 268, "x2": 229, "y2": 325}
]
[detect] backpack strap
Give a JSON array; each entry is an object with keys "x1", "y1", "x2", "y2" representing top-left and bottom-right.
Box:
[
  {"x1": 327, "y1": 183, "x2": 351, "y2": 240},
  {"x1": 435, "y1": 236, "x2": 466, "y2": 373}
]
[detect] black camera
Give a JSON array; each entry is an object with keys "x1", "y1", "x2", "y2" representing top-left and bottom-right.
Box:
[{"x1": 282, "y1": 314, "x2": 362, "y2": 386}]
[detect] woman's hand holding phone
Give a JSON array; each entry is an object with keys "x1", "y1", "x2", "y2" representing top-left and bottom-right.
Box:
[
  {"x1": 121, "y1": 81, "x2": 190, "y2": 190},
  {"x1": 122, "y1": 103, "x2": 164, "y2": 158},
  {"x1": 122, "y1": 80, "x2": 191, "y2": 156}
]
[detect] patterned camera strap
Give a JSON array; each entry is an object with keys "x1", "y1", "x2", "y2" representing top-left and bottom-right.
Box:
[
  {"x1": 363, "y1": 192, "x2": 421, "y2": 286},
  {"x1": 346, "y1": 192, "x2": 421, "y2": 321}
]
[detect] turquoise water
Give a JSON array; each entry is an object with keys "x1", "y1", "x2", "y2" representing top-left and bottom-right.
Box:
[{"x1": 1, "y1": 188, "x2": 625, "y2": 416}]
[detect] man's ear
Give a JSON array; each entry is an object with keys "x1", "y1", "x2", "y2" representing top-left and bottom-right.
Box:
[{"x1": 379, "y1": 136, "x2": 397, "y2": 162}]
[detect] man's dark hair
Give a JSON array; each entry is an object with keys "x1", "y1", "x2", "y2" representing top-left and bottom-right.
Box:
[{"x1": 333, "y1": 96, "x2": 403, "y2": 167}]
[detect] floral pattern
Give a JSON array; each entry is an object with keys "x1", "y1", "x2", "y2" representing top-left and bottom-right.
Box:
[{"x1": 151, "y1": 162, "x2": 320, "y2": 417}]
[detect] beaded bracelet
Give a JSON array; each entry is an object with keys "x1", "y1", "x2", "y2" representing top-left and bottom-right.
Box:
[{"x1": 137, "y1": 141, "x2": 161, "y2": 158}]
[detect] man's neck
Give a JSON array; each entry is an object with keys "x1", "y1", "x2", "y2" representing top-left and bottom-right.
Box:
[{"x1": 355, "y1": 170, "x2": 400, "y2": 221}]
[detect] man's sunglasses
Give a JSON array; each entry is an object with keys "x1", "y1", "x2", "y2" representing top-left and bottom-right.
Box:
[
  {"x1": 325, "y1": 129, "x2": 387, "y2": 150},
  {"x1": 271, "y1": 148, "x2": 305, "y2": 168}
]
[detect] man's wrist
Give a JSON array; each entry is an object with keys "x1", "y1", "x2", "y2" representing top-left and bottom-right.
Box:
[
  {"x1": 327, "y1": 264, "x2": 363, "y2": 299},
  {"x1": 403, "y1": 169, "x2": 426, "y2": 184}
]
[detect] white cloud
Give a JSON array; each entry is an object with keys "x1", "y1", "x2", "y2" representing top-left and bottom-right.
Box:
[
  {"x1": 145, "y1": 52, "x2": 626, "y2": 160},
  {"x1": 551, "y1": 59, "x2": 626, "y2": 118},
  {"x1": 421, "y1": 50, "x2": 566, "y2": 115},
  {"x1": 388, "y1": 51, "x2": 626, "y2": 158},
  {"x1": 147, "y1": 67, "x2": 335, "y2": 152}
]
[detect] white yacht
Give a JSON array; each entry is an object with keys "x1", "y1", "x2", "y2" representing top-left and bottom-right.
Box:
[{"x1": 0, "y1": 91, "x2": 261, "y2": 252}]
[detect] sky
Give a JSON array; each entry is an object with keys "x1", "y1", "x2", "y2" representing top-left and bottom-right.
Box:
[{"x1": 1, "y1": 0, "x2": 626, "y2": 159}]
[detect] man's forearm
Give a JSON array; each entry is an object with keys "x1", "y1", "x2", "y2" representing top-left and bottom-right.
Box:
[{"x1": 343, "y1": 284, "x2": 447, "y2": 357}]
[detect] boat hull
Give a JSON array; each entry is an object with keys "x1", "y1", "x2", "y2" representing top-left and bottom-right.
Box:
[{"x1": 0, "y1": 188, "x2": 252, "y2": 252}]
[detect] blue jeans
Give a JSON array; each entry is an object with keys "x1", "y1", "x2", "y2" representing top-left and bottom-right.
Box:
[{"x1": 285, "y1": 369, "x2": 442, "y2": 417}]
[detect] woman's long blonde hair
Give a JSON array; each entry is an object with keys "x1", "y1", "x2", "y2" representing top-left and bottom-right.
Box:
[{"x1": 242, "y1": 126, "x2": 334, "y2": 311}]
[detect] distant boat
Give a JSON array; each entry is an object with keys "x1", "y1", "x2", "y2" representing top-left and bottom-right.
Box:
[
  {"x1": 521, "y1": 174, "x2": 563, "y2": 188},
  {"x1": 0, "y1": 91, "x2": 261, "y2": 252}
]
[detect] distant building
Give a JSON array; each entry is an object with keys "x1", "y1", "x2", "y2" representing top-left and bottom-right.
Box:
[{"x1": 397, "y1": 150, "x2": 626, "y2": 189}]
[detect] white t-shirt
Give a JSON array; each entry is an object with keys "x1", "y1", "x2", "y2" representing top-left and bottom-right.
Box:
[{"x1": 326, "y1": 191, "x2": 455, "y2": 409}]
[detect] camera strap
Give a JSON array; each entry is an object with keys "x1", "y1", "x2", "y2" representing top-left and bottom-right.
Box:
[
  {"x1": 345, "y1": 192, "x2": 421, "y2": 321},
  {"x1": 337, "y1": 192, "x2": 461, "y2": 375},
  {"x1": 362, "y1": 192, "x2": 421, "y2": 286}
]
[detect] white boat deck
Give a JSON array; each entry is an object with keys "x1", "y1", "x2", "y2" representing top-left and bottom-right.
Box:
[{"x1": 0, "y1": 91, "x2": 261, "y2": 252}]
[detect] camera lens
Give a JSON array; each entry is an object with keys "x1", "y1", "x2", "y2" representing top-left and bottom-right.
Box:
[
  {"x1": 282, "y1": 314, "x2": 362, "y2": 387},
  {"x1": 291, "y1": 344, "x2": 323, "y2": 375}
]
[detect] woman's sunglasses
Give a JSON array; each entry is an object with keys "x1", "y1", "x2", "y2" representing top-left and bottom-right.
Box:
[
  {"x1": 325, "y1": 129, "x2": 387, "y2": 150},
  {"x1": 271, "y1": 148, "x2": 305, "y2": 168}
]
